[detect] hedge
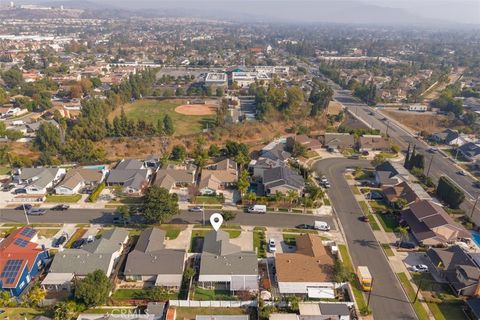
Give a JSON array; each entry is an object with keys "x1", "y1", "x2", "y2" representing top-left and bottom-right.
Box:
[
  {"x1": 88, "y1": 182, "x2": 106, "y2": 203},
  {"x1": 436, "y1": 176, "x2": 465, "y2": 209}
]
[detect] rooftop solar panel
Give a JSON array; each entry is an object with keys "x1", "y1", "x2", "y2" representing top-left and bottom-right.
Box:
[
  {"x1": 14, "y1": 238, "x2": 29, "y2": 247},
  {"x1": 20, "y1": 227, "x2": 36, "y2": 238},
  {"x1": 1, "y1": 259, "x2": 22, "y2": 285}
]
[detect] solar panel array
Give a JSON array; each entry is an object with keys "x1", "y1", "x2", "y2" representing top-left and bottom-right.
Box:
[
  {"x1": 20, "y1": 228, "x2": 36, "y2": 239},
  {"x1": 14, "y1": 238, "x2": 29, "y2": 247},
  {"x1": 1, "y1": 259, "x2": 22, "y2": 284}
]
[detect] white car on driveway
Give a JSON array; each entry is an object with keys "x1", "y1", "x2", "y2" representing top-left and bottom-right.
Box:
[
  {"x1": 411, "y1": 264, "x2": 429, "y2": 273},
  {"x1": 268, "y1": 239, "x2": 276, "y2": 253}
]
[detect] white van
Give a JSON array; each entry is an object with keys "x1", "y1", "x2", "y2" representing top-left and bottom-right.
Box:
[
  {"x1": 248, "y1": 204, "x2": 267, "y2": 214},
  {"x1": 314, "y1": 220, "x2": 331, "y2": 231}
]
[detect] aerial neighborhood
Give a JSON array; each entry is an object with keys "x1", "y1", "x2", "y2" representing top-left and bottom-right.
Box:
[{"x1": 0, "y1": 1, "x2": 480, "y2": 320}]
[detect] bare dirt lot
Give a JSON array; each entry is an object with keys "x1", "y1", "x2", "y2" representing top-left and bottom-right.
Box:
[
  {"x1": 175, "y1": 104, "x2": 217, "y2": 116},
  {"x1": 381, "y1": 109, "x2": 449, "y2": 134}
]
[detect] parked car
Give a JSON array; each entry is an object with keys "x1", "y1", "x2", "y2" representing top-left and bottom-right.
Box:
[
  {"x1": 359, "y1": 215, "x2": 370, "y2": 222},
  {"x1": 319, "y1": 176, "x2": 328, "y2": 184},
  {"x1": 51, "y1": 204, "x2": 70, "y2": 211},
  {"x1": 27, "y1": 208, "x2": 46, "y2": 215},
  {"x1": 411, "y1": 264, "x2": 429, "y2": 273},
  {"x1": 457, "y1": 170, "x2": 467, "y2": 176},
  {"x1": 86, "y1": 235, "x2": 94, "y2": 243},
  {"x1": 323, "y1": 181, "x2": 331, "y2": 188},
  {"x1": 314, "y1": 221, "x2": 331, "y2": 231},
  {"x1": 2, "y1": 184, "x2": 15, "y2": 192},
  {"x1": 362, "y1": 150, "x2": 370, "y2": 156},
  {"x1": 188, "y1": 206, "x2": 204, "y2": 212},
  {"x1": 268, "y1": 239, "x2": 276, "y2": 253},
  {"x1": 53, "y1": 235, "x2": 67, "y2": 248},
  {"x1": 15, "y1": 204, "x2": 32, "y2": 210},
  {"x1": 427, "y1": 147, "x2": 438, "y2": 153},
  {"x1": 396, "y1": 241, "x2": 416, "y2": 249},
  {"x1": 248, "y1": 205, "x2": 267, "y2": 214},
  {"x1": 13, "y1": 188, "x2": 27, "y2": 194},
  {"x1": 71, "y1": 238, "x2": 85, "y2": 249},
  {"x1": 367, "y1": 191, "x2": 383, "y2": 200},
  {"x1": 474, "y1": 181, "x2": 480, "y2": 189},
  {"x1": 348, "y1": 155, "x2": 360, "y2": 160},
  {"x1": 295, "y1": 223, "x2": 313, "y2": 230}
]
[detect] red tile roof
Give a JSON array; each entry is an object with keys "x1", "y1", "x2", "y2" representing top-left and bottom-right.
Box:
[{"x1": 0, "y1": 227, "x2": 43, "y2": 288}]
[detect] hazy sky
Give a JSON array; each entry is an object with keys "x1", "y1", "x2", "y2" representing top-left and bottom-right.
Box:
[{"x1": 20, "y1": 0, "x2": 480, "y2": 25}]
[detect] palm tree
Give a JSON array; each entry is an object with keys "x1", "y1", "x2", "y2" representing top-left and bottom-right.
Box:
[
  {"x1": 286, "y1": 190, "x2": 298, "y2": 206},
  {"x1": 396, "y1": 226, "x2": 409, "y2": 246},
  {"x1": 244, "y1": 191, "x2": 257, "y2": 205}
]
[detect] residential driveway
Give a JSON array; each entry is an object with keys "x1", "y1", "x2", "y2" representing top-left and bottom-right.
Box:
[
  {"x1": 230, "y1": 227, "x2": 253, "y2": 251},
  {"x1": 83, "y1": 225, "x2": 101, "y2": 239},
  {"x1": 402, "y1": 252, "x2": 428, "y2": 270},
  {"x1": 37, "y1": 224, "x2": 76, "y2": 249},
  {"x1": 266, "y1": 229, "x2": 296, "y2": 256},
  {"x1": 165, "y1": 226, "x2": 192, "y2": 250}
]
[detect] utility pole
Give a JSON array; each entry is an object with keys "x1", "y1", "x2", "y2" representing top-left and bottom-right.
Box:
[
  {"x1": 426, "y1": 154, "x2": 434, "y2": 177},
  {"x1": 471, "y1": 195, "x2": 480, "y2": 219},
  {"x1": 22, "y1": 203, "x2": 30, "y2": 225},
  {"x1": 413, "y1": 279, "x2": 423, "y2": 303},
  {"x1": 367, "y1": 277, "x2": 374, "y2": 310},
  {"x1": 385, "y1": 121, "x2": 390, "y2": 137}
]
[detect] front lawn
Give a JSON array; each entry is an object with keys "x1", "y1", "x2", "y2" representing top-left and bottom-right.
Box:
[
  {"x1": 45, "y1": 194, "x2": 82, "y2": 203},
  {"x1": 160, "y1": 224, "x2": 186, "y2": 240},
  {"x1": 375, "y1": 212, "x2": 399, "y2": 232},
  {"x1": 411, "y1": 273, "x2": 465, "y2": 320},
  {"x1": 282, "y1": 233, "x2": 297, "y2": 246},
  {"x1": 358, "y1": 201, "x2": 380, "y2": 231},
  {"x1": 381, "y1": 243, "x2": 394, "y2": 257},
  {"x1": 192, "y1": 195, "x2": 224, "y2": 204},
  {"x1": 397, "y1": 272, "x2": 429, "y2": 320},
  {"x1": 36, "y1": 229, "x2": 60, "y2": 238},
  {"x1": 253, "y1": 230, "x2": 266, "y2": 258}
]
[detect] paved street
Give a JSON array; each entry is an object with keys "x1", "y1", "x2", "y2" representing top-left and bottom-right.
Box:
[
  {"x1": 333, "y1": 88, "x2": 480, "y2": 225},
  {"x1": 0, "y1": 208, "x2": 334, "y2": 229},
  {"x1": 314, "y1": 158, "x2": 417, "y2": 320}
]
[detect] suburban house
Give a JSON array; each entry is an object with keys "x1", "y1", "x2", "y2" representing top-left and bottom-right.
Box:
[
  {"x1": 321, "y1": 132, "x2": 355, "y2": 151},
  {"x1": 426, "y1": 245, "x2": 480, "y2": 296},
  {"x1": 430, "y1": 129, "x2": 469, "y2": 146},
  {"x1": 123, "y1": 228, "x2": 186, "y2": 289},
  {"x1": 249, "y1": 157, "x2": 285, "y2": 180},
  {"x1": 260, "y1": 140, "x2": 291, "y2": 162},
  {"x1": 401, "y1": 200, "x2": 470, "y2": 246},
  {"x1": 45, "y1": 228, "x2": 128, "y2": 289},
  {"x1": 298, "y1": 302, "x2": 352, "y2": 319},
  {"x1": 13, "y1": 167, "x2": 66, "y2": 194},
  {"x1": 286, "y1": 134, "x2": 322, "y2": 151},
  {"x1": 25, "y1": 120, "x2": 59, "y2": 134},
  {"x1": 358, "y1": 135, "x2": 390, "y2": 152},
  {"x1": 106, "y1": 159, "x2": 151, "y2": 195},
  {"x1": 276, "y1": 234, "x2": 335, "y2": 297},
  {"x1": 458, "y1": 142, "x2": 480, "y2": 162},
  {"x1": 198, "y1": 230, "x2": 258, "y2": 292},
  {"x1": 55, "y1": 168, "x2": 106, "y2": 195},
  {"x1": 374, "y1": 161, "x2": 411, "y2": 187},
  {"x1": 262, "y1": 166, "x2": 305, "y2": 195},
  {"x1": 382, "y1": 181, "x2": 431, "y2": 207},
  {"x1": 199, "y1": 159, "x2": 238, "y2": 195},
  {"x1": 0, "y1": 227, "x2": 49, "y2": 296},
  {"x1": 153, "y1": 163, "x2": 197, "y2": 194}
]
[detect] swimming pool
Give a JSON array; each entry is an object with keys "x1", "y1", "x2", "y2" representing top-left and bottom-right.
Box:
[
  {"x1": 471, "y1": 231, "x2": 480, "y2": 247},
  {"x1": 83, "y1": 165, "x2": 107, "y2": 171}
]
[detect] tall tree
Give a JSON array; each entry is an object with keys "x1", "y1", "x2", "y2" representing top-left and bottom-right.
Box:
[
  {"x1": 74, "y1": 270, "x2": 111, "y2": 307},
  {"x1": 143, "y1": 185, "x2": 179, "y2": 223},
  {"x1": 163, "y1": 114, "x2": 175, "y2": 136}
]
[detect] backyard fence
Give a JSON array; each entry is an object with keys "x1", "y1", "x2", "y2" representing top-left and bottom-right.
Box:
[{"x1": 169, "y1": 300, "x2": 257, "y2": 308}]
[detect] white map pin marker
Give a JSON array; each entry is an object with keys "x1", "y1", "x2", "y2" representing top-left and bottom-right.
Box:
[{"x1": 210, "y1": 213, "x2": 223, "y2": 231}]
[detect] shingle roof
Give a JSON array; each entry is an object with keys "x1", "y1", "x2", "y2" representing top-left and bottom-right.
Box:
[
  {"x1": 276, "y1": 234, "x2": 334, "y2": 283},
  {"x1": 107, "y1": 169, "x2": 149, "y2": 190},
  {"x1": 124, "y1": 228, "x2": 185, "y2": 278},
  {"x1": 263, "y1": 166, "x2": 305, "y2": 191},
  {"x1": 18, "y1": 167, "x2": 62, "y2": 189},
  {"x1": 115, "y1": 159, "x2": 145, "y2": 170},
  {"x1": 57, "y1": 168, "x2": 103, "y2": 190}
]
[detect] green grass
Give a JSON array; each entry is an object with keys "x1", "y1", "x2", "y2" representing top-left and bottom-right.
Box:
[
  {"x1": 36, "y1": 229, "x2": 60, "y2": 238},
  {"x1": 397, "y1": 272, "x2": 430, "y2": 320},
  {"x1": 375, "y1": 213, "x2": 399, "y2": 232},
  {"x1": 159, "y1": 224, "x2": 186, "y2": 240},
  {"x1": 370, "y1": 200, "x2": 389, "y2": 212},
  {"x1": 65, "y1": 228, "x2": 86, "y2": 248},
  {"x1": 358, "y1": 201, "x2": 380, "y2": 231},
  {"x1": 351, "y1": 186, "x2": 361, "y2": 195},
  {"x1": 111, "y1": 288, "x2": 179, "y2": 301},
  {"x1": 254, "y1": 226, "x2": 266, "y2": 232},
  {"x1": 192, "y1": 196, "x2": 224, "y2": 204},
  {"x1": 110, "y1": 99, "x2": 216, "y2": 136},
  {"x1": 0, "y1": 166, "x2": 11, "y2": 175},
  {"x1": 228, "y1": 230, "x2": 241, "y2": 238},
  {"x1": 381, "y1": 243, "x2": 394, "y2": 257},
  {"x1": 0, "y1": 307, "x2": 46, "y2": 319},
  {"x1": 176, "y1": 307, "x2": 247, "y2": 319},
  {"x1": 45, "y1": 194, "x2": 82, "y2": 203},
  {"x1": 323, "y1": 197, "x2": 331, "y2": 206},
  {"x1": 192, "y1": 287, "x2": 236, "y2": 301},
  {"x1": 282, "y1": 228, "x2": 318, "y2": 234},
  {"x1": 338, "y1": 244, "x2": 370, "y2": 315},
  {"x1": 283, "y1": 233, "x2": 297, "y2": 246},
  {"x1": 253, "y1": 230, "x2": 266, "y2": 258},
  {"x1": 411, "y1": 273, "x2": 465, "y2": 320}
]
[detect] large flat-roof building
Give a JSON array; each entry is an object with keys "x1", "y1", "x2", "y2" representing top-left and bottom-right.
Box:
[{"x1": 205, "y1": 73, "x2": 228, "y2": 87}]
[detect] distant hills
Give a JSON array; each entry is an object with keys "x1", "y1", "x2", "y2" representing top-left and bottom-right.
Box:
[{"x1": 10, "y1": 0, "x2": 480, "y2": 27}]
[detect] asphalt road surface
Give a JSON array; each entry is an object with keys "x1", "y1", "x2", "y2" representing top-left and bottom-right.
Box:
[
  {"x1": 334, "y1": 88, "x2": 480, "y2": 224},
  {"x1": 314, "y1": 158, "x2": 417, "y2": 320},
  {"x1": 0, "y1": 208, "x2": 334, "y2": 229}
]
